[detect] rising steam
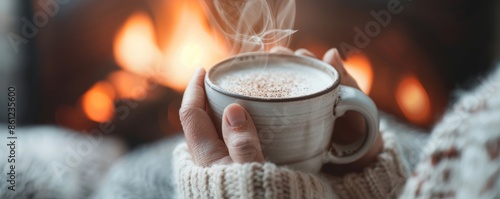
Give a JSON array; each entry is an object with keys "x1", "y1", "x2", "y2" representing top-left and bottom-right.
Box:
[{"x1": 200, "y1": 0, "x2": 297, "y2": 54}]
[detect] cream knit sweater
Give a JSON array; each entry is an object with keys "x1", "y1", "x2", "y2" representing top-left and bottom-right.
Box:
[{"x1": 173, "y1": 66, "x2": 500, "y2": 199}]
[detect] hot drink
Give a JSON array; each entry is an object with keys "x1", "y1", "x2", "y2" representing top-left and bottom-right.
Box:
[
  {"x1": 212, "y1": 62, "x2": 333, "y2": 98},
  {"x1": 205, "y1": 53, "x2": 379, "y2": 173}
]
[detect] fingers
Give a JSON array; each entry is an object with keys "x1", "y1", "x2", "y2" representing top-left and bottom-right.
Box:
[
  {"x1": 222, "y1": 104, "x2": 264, "y2": 163},
  {"x1": 180, "y1": 68, "x2": 228, "y2": 166},
  {"x1": 323, "y1": 48, "x2": 345, "y2": 74},
  {"x1": 270, "y1": 47, "x2": 316, "y2": 58},
  {"x1": 269, "y1": 46, "x2": 293, "y2": 54},
  {"x1": 323, "y1": 48, "x2": 360, "y2": 89},
  {"x1": 294, "y1": 48, "x2": 316, "y2": 58}
]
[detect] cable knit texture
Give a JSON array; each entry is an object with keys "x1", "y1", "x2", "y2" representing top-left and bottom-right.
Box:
[
  {"x1": 327, "y1": 132, "x2": 408, "y2": 199},
  {"x1": 399, "y1": 67, "x2": 500, "y2": 199},
  {"x1": 174, "y1": 143, "x2": 336, "y2": 199},
  {"x1": 173, "y1": 131, "x2": 408, "y2": 199}
]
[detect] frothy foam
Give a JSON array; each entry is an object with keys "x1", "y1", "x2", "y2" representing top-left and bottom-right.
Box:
[{"x1": 214, "y1": 64, "x2": 332, "y2": 98}]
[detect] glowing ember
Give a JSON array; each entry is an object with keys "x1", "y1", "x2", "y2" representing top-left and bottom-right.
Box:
[
  {"x1": 343, "y1": 53, "x2": 374, "y2": 94},
  {"x1": 114, "y1": 12, "x2": 161, "y2": 75},
  {"x1": 107, "y1": 70, "x2": 147, "y2": 100},
  {"x1": 82, "y1": 81, "x2": 115, "y2": 122},
  {"x1": 396, "y1": 76, "x2": 431, "y2": 124}
]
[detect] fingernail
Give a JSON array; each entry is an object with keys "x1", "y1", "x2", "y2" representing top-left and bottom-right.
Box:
[
  {"x1": 193, "y1": 67, "x2": 205, "y2": 78},
  {"x1": 196, "y1": 67, "x2": 205, "y2": 74},
  {"x1": 226, "y1": 104, "x2": 247, "y2": 127}
]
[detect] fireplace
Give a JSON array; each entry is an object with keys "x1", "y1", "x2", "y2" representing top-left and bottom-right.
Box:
[{"x1": 32, "y1": 0, "x2": 496, "y2": 146}]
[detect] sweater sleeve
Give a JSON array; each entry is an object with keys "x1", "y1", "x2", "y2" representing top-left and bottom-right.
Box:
[
  {"x1": 173, "y1": 132, "x2": 408, "y2": 199},
  {"x1": 327, "y1": 132, "x2": 409, "y2": 199},
  {"x1": 173, "y1": 143, "x2": 336, "y2": 198}
]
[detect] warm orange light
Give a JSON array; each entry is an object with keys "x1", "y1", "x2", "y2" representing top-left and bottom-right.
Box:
[
  {"x1": 82, "y1": 81, "x2": 116, "y2": 122},
  {"x1": 162, "y1": 1, "x2": 228, "y2": 91},
  {"x1": 343, "y1": 53, "x2": 374, "y2": 94},
  {"x1": 396, "y1": 76, "x2": 431, "y2": 124},
  {"x1": 113, "y1": 5, "x2": 229, "y2": 92},
  {"x1": 107, "y1": 70, "x2": 147, "y2": 100},
  {"x1": 114, "y1": 12, "x2": 161, "y2": 75}
]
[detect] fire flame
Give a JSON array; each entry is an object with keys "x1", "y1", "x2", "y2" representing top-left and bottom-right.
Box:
[
  {"x1": 114, "y1": 12, "x2": 161, "y2": 76},
  {"x1": 82, "y1": 81, "x2": 116, "y2": 122},
  {"x1": 162, "y1": 1, "x2": 228, "y2": 91},
  {"x1": 396, "y1": 76, "x2": 431, "y2": 124},
  {"x1": 80, "y1": 71, "x2": 147, "y2": 123},
  {"x1": 342, "y1": 53, "x2": 374, "y2": 94},
  {"x1": 85, "y1": 2, "x2": 229, "y2": 123},
  {"x1": 113, "y1": 2, "x2": 228, "y2": 92}
]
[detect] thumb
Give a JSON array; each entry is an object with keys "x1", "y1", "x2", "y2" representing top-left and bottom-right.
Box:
[{"x1": 222, "y1": 103, "x2": 264, "y2": 163}]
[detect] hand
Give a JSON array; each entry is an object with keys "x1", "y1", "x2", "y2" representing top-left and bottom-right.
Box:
[
  {"x1": 179, "y1": 68, "x2": 264, "y2": 167},
  {"x1": 180, "y1": 48, "x2": 383, "y2": 174},
  {"x1": 271, "y1": 46, "x2": 384, "y2": 174}
]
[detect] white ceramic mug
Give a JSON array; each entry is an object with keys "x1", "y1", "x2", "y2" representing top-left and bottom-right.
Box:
[{"x1": 205, "y1": 53, "x2": 379, "y2": 173}]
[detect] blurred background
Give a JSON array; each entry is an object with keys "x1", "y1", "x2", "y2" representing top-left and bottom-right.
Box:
[{"x1": 0, "y1": 0, "x2": 498, "y2": 149}]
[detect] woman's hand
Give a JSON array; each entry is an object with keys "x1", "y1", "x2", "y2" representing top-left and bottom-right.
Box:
[
  {"x1": 179, "y1": 68, "x2": 264, "y2": 167},
  {"x1": 179, "y1": 47, "x2": 383, "y2": 174}
]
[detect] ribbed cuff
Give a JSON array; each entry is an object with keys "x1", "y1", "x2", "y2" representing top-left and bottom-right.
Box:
[
  {"x1": 328, "y1": 132, "x2": 409, "y2": 199},
  {"x1": 173, "y1": 143, "x2": 334, "y2": 199}
]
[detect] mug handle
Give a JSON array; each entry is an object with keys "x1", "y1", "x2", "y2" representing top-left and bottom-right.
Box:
[{"x1": 325, "y1": 85, "x2": 379, "y2": 164}]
